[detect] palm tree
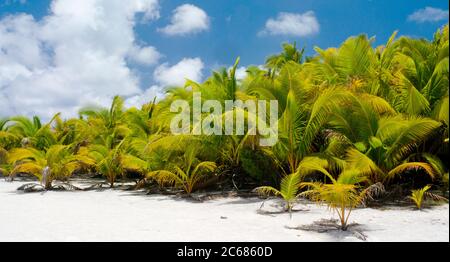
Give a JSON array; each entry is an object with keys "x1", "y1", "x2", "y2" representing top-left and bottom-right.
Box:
[
  {"x1": 300, "y1": 169, "x2": 370, "y2": 230},
  {"x1": 0, "y1": 118, "x2": 18, "y2": 151},
  {"x1": 7, "y1": 145, "x2": 93, "y2": 189},
  {"x1": 1, "y1": 119, "x2": 16, "y2": 176},
  {"x1": 6, "y1": 114, "x2": 59, "y2": 150},
  {"x1": 147, "y1": 147, "x2": 217, "y2": 195},
  {"x1": 303, "y1": 34, "x2": 378, "y2": 91},
  {"x1": 0, "y1": 23, "x2": 447, "y2": 203},
  {"x1": 409, "y1": 185, "x2": 431, "y2": 210},
  {"x1": 388, "y1": 25, "x2": 449, "y2": 116},
  {"x1": 0, "y1": 118, "x2": 9, "y2": 133},
  {"x1": 0, "y1": 147, "x2": 11, "y2": 177},
  {"x1": 53, "y1": 114, "x2": 93, "y2": 147},
  {"x1": 266, "y1": 42, "x2": 305, "y2": 77},
  {"x1": 409, "y1": 185, "x2": 448, "y2": 210},
  {"x1": 329, "y1": 97, "x2": 442, "y2": 182},
  {"x1": 182, "y1": 58, "x2": 274, "y2": 183},
  {"x1": 205, "y1": 57, "x2": 242, "y2": 101},
  {"x1": 250, "y1": 63, "x2": 357, "y2": 174},
  {"x1": 254, "y1": 172, "x2": 302, "y2": 212},
  {"x1": 87, "y1": 138, "x2": 147, "y2": 188},
  {"x1": 79, "y1": 96, "x2": 131, "y2": 148},
  {"x1": 123, "y1": 97, "x2": 158, "y2": 138}
]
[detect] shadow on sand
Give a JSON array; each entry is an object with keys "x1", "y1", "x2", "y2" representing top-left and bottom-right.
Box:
[{"x1": 287, "y1": 219, "x2": 370, "y2": 241}]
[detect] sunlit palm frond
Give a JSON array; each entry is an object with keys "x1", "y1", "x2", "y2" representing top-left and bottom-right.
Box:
[
  {"x1": 386, "y1": 162, "x2": 435, "y2": 181},
  {"x1": 303, "y1": 88, "x2": 353, "y2": 152},
  {"x1": 120, "y1": 154, "x2": 148, "y2": 172},
  {"x1": 384, "y1": 117, "x2": 441, "y2": 162},
  {"x1": 254, "y1": 186, "x2": 282, "y2": 197},
  {"x1": 11, "y1": 162, "x2": 43, "y2": 180},
  {"x1": 147, "y1": 169, "x2": 183, "y2": 187},
  {"x1": 337, "y1": 169, "x2": 368, "y2": 185},
  {"x1": 297, "y1": 156, "x2": 334, "y2": 182},
  {"x1": 279, "y1": 172, "x2": 302, "y2": 200},
  {"x1": 192, "y1": 161, "x2": 217, "y2": 175},
  {"x1": 345, "y1": 148, "x2": 384, "y2": 179}
]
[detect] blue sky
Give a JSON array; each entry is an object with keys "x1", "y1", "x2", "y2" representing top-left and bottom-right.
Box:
[
  {"x1": 2, "y1": 0, "x2": 448, "y2": 66},
  {"x1": 0, "y1": 0, "x2": 448, "y2": 118},
  {"x1": 151, "y1": 0, "x2": 448, "y2": 66}
]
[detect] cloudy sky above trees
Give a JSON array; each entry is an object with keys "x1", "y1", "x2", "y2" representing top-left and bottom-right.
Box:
[{"x1": 0, "y1": 0, "x2": 448, "y2": 119}]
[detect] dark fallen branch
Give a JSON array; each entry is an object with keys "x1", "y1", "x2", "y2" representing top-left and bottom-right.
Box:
[
  {"x1": 361, "y1": 182, "x2": 386, "y2": 207},
  {"x1": 134, "y1": 178, "x2": 150, "y2": 190},
  {"x1": 81, "y1": 182, "x2": 109, "y2": 191},
  {"x1": 17, "y1": 183, "x2": 45, "y2": 192},
  {"x1": 425, "y1": 191, "x2": 449, "y2": 202},
  {"x1": 52, "y1": 182, "x2": 83, "y2": 191},
  {"x1": 17, "y1": 182, "x2": 83, "y2": 192}
]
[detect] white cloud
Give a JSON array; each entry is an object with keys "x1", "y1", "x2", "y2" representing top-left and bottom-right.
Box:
[
  {"x1": 235, "y1": 67, "x2": 247, "y2": 80},
  {"x1": 158, "y1": 4, "x2": 209, "y2": 36},
  {"x1": 226, "y1": 66, "x2": 247, "y2": 80},
  {"x1": 153, "y1": 58, "x2": 204, "y2": 86},
  {"x1": 0, "y1": 0, "x2": 161, "y2": 119},
  {"x1": 259, "y1": 11, "x2": 320, "y2": 37},
  {"x1": 124, "y1": 85, "x2": 164, "y2": 108},
  {"x1": 128, "y1": 46, "x2": 162, "y2": 65},
  {"x1": 408, "y1": 7, "x2": 449, "y2": 23}
]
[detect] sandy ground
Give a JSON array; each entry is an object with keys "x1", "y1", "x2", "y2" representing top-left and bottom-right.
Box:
[{"x1": 0, "y1": 180, "x2": 448, "y2": 242}]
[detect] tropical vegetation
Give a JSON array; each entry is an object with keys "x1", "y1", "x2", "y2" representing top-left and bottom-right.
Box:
[{"x1": 0, "y1": 25, "x2": 448, "y2": 228}]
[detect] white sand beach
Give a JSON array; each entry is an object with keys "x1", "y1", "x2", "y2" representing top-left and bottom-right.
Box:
[{"x1": 0, "y1": 180, "x2": 448, "y2": 242}]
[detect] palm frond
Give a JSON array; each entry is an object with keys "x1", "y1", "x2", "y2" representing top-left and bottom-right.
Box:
[
  {"x1": 279, "y1": 172, "x2": 302, "y2": 200},
  {"x1": 253, "y1": 186, "x2": 282, "y2": 197},
  {"x1": 147, "y1": 170, "x2": 182, "y2": 186},
  {"x1": 386, "y1": 162, "x2": 435, "y2": 181},
  {"x1": 345, "y1": 148, "x2": 384, "y2": 179}
]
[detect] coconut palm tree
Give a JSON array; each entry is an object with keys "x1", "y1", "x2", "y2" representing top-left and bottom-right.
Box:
[
  {"x1": 147, "y1": 147, "x2": 217, "y2": 195},
  {"x1": 0, "y1": 118, "x2": 18, "y2": 151},
  {"x1": 7, "y1": 145, "x2": 93, "y2": 189},
  {"x1": 249, "y1": 62, "x2": 357, "y2": 174},
  {"x1": 0, "y1": 23, "x2": 448, "y2": 202},
  {"x1": 52, "y1": 114, "x2": 93, "y2": 147},
  {"x1": 0, "y1": 147, "x2": 11, "y2": 177},
  {"x1": 0, "y1": 118, "x2": 9, "y2": 133},
  {"x1": 302, "y1": 34, "x2": 379, "y2": 91},
  {"x1": 87, "y1": 137, "x2": 147, "y2": 188},
  {"x1": 181, "y1": 58, "x2": 275, "y2": 183},
  {"x1": 329, "y1": 96, "x2": 442, "y2": 182},
  {"x1": 266, "y1": 42, "x2": 305, "y2": 77},
  {"x1": 6, "y1": 114, "x2": 59, "y2": 150},
  {"x1": 254, "y1": 172, "x2": 302, "y2": 212},
  {"x1": 409, "y1": 185, "x2": 448, "y2": 210},
  {"x1": 388, "y1": 25, "x2": 449, "y2": 116},
  {"x1": 204, "y1": 57, "x2": 241, "y2": 101},
  {"x1": 300, "y1": 169, "x2": 370, "y2": 230},
  {"x1": 123, "y1": 97, "x2": 159, "y2": 138},
  {"x1": 79, "y1": 96, "x2": 131, "y2": 148}
]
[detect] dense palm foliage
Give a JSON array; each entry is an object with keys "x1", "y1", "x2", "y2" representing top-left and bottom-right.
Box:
[
  {"x1": 0, "y1": 25, "x2": 448, "y2": 209},
  {"x1": 148, "y1": 146, "x2": 218, "y2": 195},
  {"x1": 7, "y1": 145, "x2": 93, "y2": 189}
]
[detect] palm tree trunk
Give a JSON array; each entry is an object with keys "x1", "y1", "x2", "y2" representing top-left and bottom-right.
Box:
[
  {"x1": 105, "y1": 172, "x2": 114, "y2": 188},
  {"x1": 340, "y1": 205, "x2": 348, "y2": 231},
  {"x1": 42, "y1": 166, "x2": 52, "y2": 190},
  {"x1": 286, "y1": 202, "x2": 293, "y2": 212}
]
